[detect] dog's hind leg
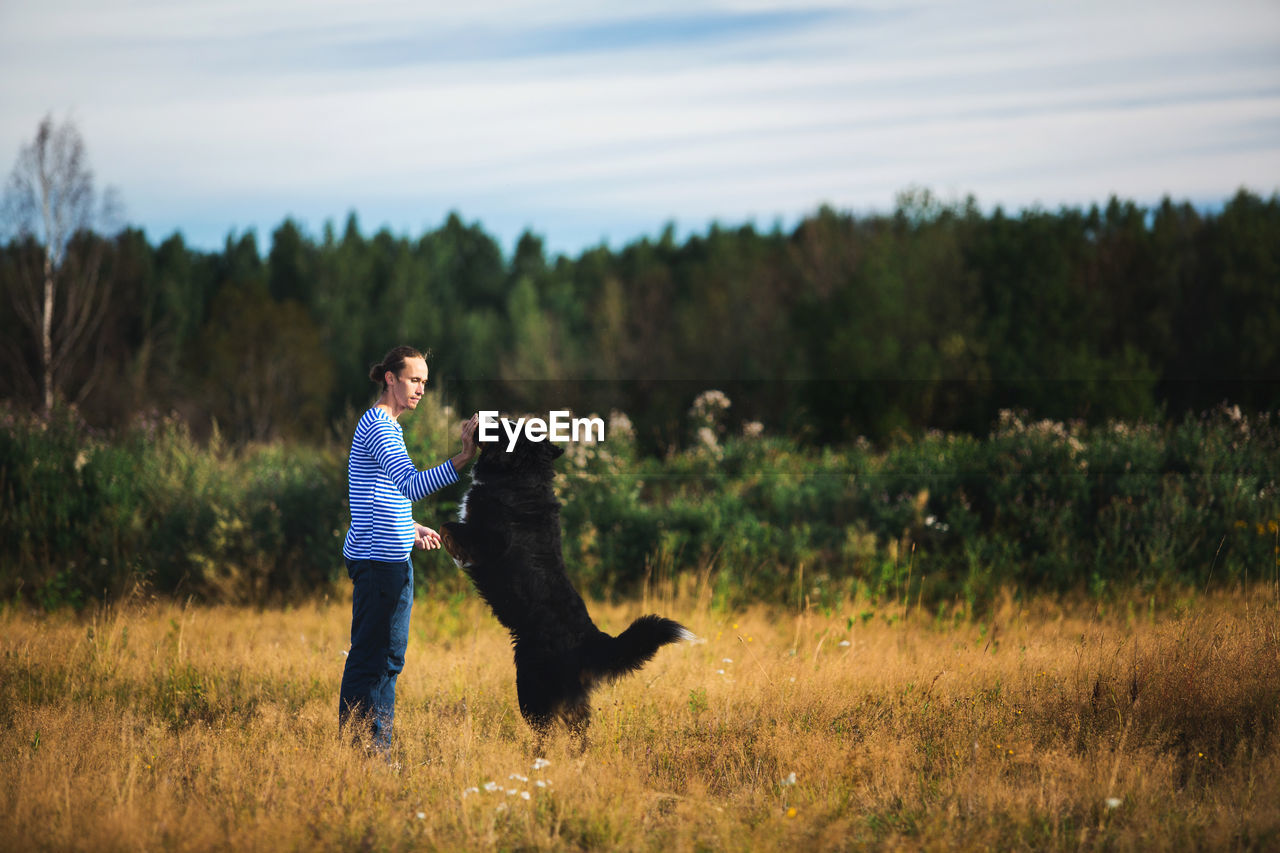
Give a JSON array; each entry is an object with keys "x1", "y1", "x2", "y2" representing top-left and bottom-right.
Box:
[
  {"x1": 564, "y1": 702, "x2": 591, "y2": 755},
  {"x1": 516, "y1": 666, "x2": 557, "y2": 756},
  {"x1": 526, "y1": 717, "x2": 552, "y2": 758}
]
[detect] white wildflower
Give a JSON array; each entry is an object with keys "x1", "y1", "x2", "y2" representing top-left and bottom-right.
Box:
[
  {"x1": 483, "y1": 781, "x2": 499, "y2": 792},
  {"x1": 782, "y1": 772, "x2": 797, "y2": 786},
  {"x1": 690, "y1": 389, "x2": 731, "y2": 420},
  {"x1": 1105, "y1": 797, "x2": 1122, "y2": 810},
  {"x1": 532, "y1": 758, "x2": 551, "y2": 770},
  {"x1": 608, "y1": 410, "x2": 634, "y2": 438}
]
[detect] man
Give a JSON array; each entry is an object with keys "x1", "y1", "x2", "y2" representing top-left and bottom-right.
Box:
[{"x1": 339, "y1": 345, "x2": 479, "y2": 751}]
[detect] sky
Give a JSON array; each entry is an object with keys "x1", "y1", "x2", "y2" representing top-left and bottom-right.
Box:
[{"x1": 2, "y1": 0, "x2": 1278, "y2": 258}]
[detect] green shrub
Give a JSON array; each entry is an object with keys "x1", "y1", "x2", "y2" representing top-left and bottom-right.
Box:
[
  {"x1": 0, "y1": 407, "x2": 345, "y2": 608},
  {"x1": 2, "y1": 400, "x2": 1277, "y2": 609}
]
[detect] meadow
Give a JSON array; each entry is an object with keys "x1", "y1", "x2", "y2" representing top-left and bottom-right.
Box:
[{"x1": 3, "y1": 581, "x2": 1278, "y2": 851}]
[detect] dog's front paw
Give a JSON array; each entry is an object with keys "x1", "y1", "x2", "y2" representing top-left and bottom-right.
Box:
[{"x1": 440, "y1": 523, "x2": 474, "y2": 568}]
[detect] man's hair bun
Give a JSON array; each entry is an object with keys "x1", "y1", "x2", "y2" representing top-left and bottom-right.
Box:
[{"x1": 369, "y1": 346, "x2": 428, "y2": 387}]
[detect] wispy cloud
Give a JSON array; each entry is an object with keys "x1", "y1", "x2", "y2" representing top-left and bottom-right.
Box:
[{"x1": 1, "y1": 0, "x2": 1277, "y2": 254}]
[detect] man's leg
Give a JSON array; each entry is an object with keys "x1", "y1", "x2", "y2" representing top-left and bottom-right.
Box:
[
  {"x1": 339, "y1": 558, "x2": 410, "y2": 749},
  {"x1": 372, "y1": 560, "x2": 414, "y2": 750}
]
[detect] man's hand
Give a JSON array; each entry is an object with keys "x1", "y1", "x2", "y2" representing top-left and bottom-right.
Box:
[
  {"x1": 414, "y1": 523, "x2": 442, "y2": 550},
  {"x1": 451, "y1": 412, "x2": 480, "y2": 473}
]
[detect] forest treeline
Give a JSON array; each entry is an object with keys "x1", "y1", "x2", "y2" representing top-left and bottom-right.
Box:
[{"x1": 2, "y1": 188, "x2": 1278, "y2": 448}]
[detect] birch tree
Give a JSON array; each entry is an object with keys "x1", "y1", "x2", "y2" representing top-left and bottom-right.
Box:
[{"x1": 3, "y1": 115, "x2": 118, "y2": 414}]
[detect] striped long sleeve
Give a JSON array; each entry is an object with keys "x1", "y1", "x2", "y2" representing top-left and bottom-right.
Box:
[{"x1": 343, "y1": 407, "x2": 458, "y2": 562}]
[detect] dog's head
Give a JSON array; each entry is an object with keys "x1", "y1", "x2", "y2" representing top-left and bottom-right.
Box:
[{"x1": 473, "y1": 429, "x2": 563, "y2": 482}]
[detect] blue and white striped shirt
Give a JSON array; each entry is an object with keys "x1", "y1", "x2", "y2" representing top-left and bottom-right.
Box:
[{"x1": 343, "y1": 407, "x2": 458, "y2": 562}]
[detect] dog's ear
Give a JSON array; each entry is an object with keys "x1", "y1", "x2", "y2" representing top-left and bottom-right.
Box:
[{"x1": 476, "y1": 425, "x2": 500, "y2": 448}]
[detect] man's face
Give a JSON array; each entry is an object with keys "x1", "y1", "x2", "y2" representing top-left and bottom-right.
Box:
[{"x1": 388, "y1": 357, "x2": 428, "y2": 411}]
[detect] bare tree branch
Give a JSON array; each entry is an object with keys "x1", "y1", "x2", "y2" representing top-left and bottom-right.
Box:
[{"x1": 53, "y1": 236, "x2": 109, "y2": 361}]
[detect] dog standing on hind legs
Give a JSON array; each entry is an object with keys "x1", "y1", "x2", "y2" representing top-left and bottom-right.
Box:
[{"x1": 440, "y1": 431, "x2": 694, "y2": 751}]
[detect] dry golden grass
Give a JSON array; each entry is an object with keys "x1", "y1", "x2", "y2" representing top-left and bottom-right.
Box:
[{"x1": 2, "y1": 583, "x2": 1279, "y2": 851}]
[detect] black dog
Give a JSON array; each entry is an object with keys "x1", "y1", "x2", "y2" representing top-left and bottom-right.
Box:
[{"x1": 440, "y1": 432, "x2": 692, "y2": 746}]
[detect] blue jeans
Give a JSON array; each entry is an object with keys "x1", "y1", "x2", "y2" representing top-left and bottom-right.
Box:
[{"x1": 339, "y1": 557, "x2": 413, "y2": 750}]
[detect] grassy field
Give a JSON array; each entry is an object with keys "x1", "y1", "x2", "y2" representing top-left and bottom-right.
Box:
[{"x1": 2, "y1": 582, "x2": 1278, "y2": 851}]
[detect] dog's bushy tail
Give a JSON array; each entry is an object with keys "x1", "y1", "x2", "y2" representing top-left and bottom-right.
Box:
[{"x1": 584, "y1": 615, "x2": 695, "y2": 684}]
